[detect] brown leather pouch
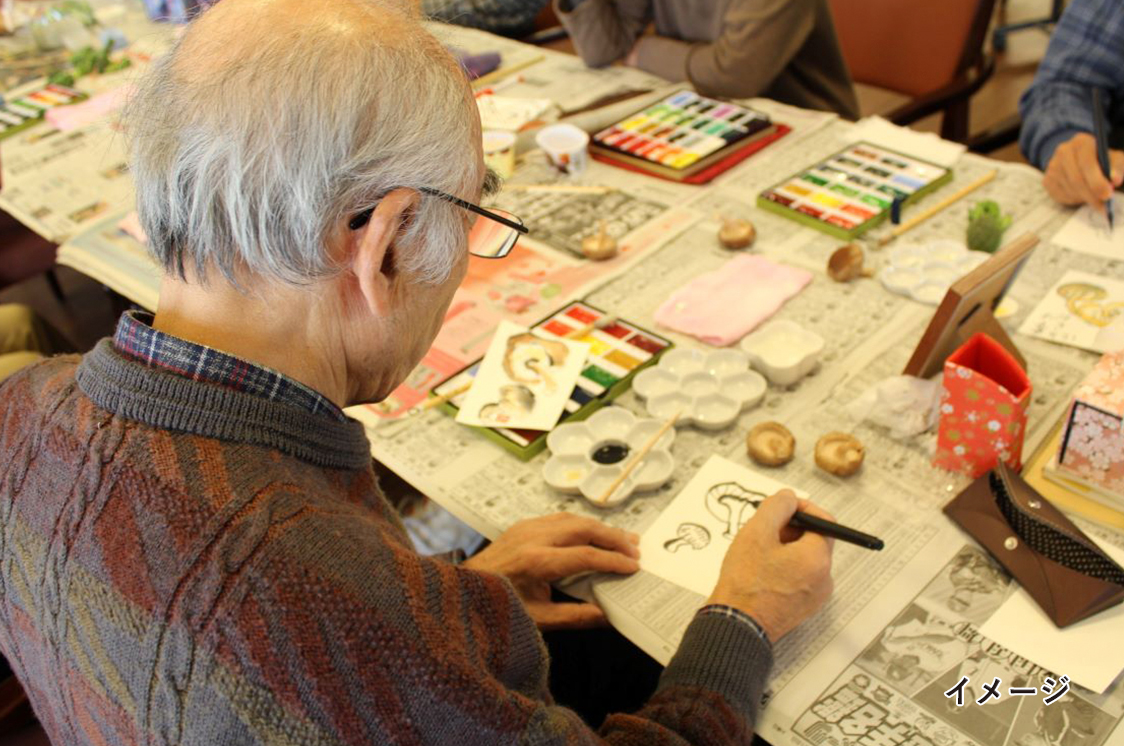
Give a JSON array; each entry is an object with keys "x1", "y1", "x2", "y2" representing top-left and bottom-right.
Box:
[{"x1": 943, "y1": 463, "x2": 1124, "y2": 627}]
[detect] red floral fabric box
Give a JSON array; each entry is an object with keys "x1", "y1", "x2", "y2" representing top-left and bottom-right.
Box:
[
  {"x1": 935, "y1": 333, "x2": 1032, "y2": 478},
  {"x1": 1057, "y1": 350, "x2": 1124, "y2": 501}
]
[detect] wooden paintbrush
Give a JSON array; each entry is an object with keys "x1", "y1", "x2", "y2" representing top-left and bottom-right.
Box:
[
  {"x1": 566, "y1": 314, "x2": 618, "y2": 340},
  {"x1": 595, "y1": 409, "x2": 681, "y2": 506}
]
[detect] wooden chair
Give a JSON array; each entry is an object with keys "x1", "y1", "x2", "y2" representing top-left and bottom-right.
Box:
[{"x1": 827, "y1": 0, "x2": 998, "y2": 143}]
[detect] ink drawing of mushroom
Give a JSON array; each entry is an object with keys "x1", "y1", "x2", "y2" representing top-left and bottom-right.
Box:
[
  {"x1": 705, "y1": 481, "x2": 768, "y2": 539},
  {"x1": 663, "y1": 523, "x2": 711, "y2": 553}
]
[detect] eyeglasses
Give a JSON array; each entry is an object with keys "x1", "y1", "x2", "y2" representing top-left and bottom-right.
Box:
[{"x1": 348, "y1": 186, "x2": 528, "y2": 259}]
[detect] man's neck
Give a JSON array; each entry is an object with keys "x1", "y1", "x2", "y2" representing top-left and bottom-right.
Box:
[{"x1": 152, "y1": 275, "x2": 351, "y2": 407}]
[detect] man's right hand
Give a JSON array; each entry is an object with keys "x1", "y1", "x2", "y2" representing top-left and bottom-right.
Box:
[
  {"x1": 707, "y1": 490, "x2": 835, "y2": 643},
  {"x1": 1043, "y1": 132, "x2": 1124, "y2": 212}
]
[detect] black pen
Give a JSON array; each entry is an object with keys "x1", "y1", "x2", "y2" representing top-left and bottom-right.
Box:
[
  {"x1": 791, "y1": 510, "x2": 884, "y2": 551},
  {"x1": 1092, "y1": 88, "x2": 1114, "y2": 233}
]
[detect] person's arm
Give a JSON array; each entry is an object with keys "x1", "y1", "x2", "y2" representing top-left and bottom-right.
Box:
[
  {"x1": 1019, "y1": 0, "x2": 1124, "y2": 208},
  {"x1": 211, "y1": 498, "x2": 831, "y2": 744},
  {"x1": 421, "y1": 0, "x2": 548, "y2": 38},
  {"x1": 629, "y1": 0, "x2": 815, "y2": 99},
  {"x1": 553, "y1": 0, "x2": 653, "y2": 69}
]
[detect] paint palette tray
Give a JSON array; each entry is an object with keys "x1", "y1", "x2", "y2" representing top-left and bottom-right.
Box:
[
  {"x1": 590, "y1": 89, "x2": 777, "y2": 182},
  {"x1": 0, "y1": 83, "x2": 86, "y2": 141},
  {"x1": 757, "y1": 142, "x2": 953, "y2": 240},
  {"x1": 435, "y1": 301, "x2": 674, "y2": 460},
  {"x1": 543, "y1": 407, "x2": 676, "y2": 507},
  {"x1": 632, "y1": 348, "x2": 766, "y2": 430},
  {"x1": 880, "y1": 240, "x2": 990, "y2": 305}
]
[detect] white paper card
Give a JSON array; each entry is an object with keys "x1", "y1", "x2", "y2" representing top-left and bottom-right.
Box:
[
  {"x1": 476, "y1": 95, "x2": 553, "y2": 132},
  {"x1": 850, "y1": 116, "x2": 966, "y2": 168},
  {"x1": 638, "y1": 455, "x2": 805, "y2": 597},
  {"x1": 1017, "y1": 270, "x2": 1124, "y2": 354},
  {"x1": 1051, "y1": 194, "x2": 1124, "y2": 261},
  {"x1": 979, "y1": 539, "x2": 1124, "y2": 694},
  {"x1": 456, "y1": 320, "x2": 589, "y2": 431}
]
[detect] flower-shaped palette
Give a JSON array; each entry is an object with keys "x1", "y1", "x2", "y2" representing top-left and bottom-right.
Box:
[
  {"x1": 880, "y1": 240, "x2": 990, "y2": 305},
  {"x1": 544, "y1": 407, "x2": 676, "y2": 507},
  {"x1": 632, "y1": 348, "x2": 766, "y2": 430}
]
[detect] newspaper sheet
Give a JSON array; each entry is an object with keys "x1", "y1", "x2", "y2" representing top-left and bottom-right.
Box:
[
  {"x1": 56, "y1": 207, "x2": 158, "y2": 309},
  {"x1": 352, "y1": 121, "x2": 1124, "y2": 745}
]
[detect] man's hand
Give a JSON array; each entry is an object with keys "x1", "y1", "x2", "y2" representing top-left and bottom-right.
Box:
[
  {"x1": 1043, "y1": 132, "x2": 1124, "y2": 212},
  {"x1": 464, "y1": 513, "x2": 640, "y2": 631},
  {"x1": 707, "y1": 490, "x2": 834, "y2": 643}
]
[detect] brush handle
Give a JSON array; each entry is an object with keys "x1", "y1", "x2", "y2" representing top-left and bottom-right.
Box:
[
  {"x1": 790, "y1": 511, "x2": 884, "y2": 551},
  {"x1": 595, "y1": 410, "x2": 680, "y2": 505},
  {"x1": 879, "y1": 170, "x2": 997, "y2": 246}
]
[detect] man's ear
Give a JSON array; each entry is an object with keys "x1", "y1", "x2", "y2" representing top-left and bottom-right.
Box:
[{"x1": 351, "y1": 188, "x2": 419, "y2": 316}]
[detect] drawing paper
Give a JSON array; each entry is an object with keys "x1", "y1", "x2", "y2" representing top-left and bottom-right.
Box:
[
  {"x1": 980, "y1": 539, "x2": 1124, "y2": 694},
  {"x1": 849, "y1": 116, "x2": 966, "y2": 168},
  {"x1": 456, "y1": 320, "x2": 589, "y2": 431},
  {"x1": 1018, "y1": 270, "x2": 1124, "y2": 354},
  {"x1": 1051, "y1": 194, "x2": 1124, "y2": 261},
  {"x1": 639, "y1": 454, "x2": 806, "y2": 597}
]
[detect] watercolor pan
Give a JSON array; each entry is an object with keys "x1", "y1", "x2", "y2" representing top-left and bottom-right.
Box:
[
  {"x1": 0, "y1": 82, "x2": 86, "y2": 142},
  {"x1": 756, "y1": 141, "x2": 953, "y2": 240},
  {"x1": 589, "y1": 89, "x2": 776, "y2": 182},
  {"x1": 433, "y1": 301, "x2": 674, "y2": 460}
]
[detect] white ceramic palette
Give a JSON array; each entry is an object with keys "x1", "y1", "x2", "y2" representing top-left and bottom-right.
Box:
[
  {"x1": 544, "y1": 407, "x2": 675, "y2": 507},
  {"x1": 632, "y1": 348, "x2": 766, "y2": 430},
  {"x1": 880, "y1": 240, "x2": 990, "y2": 305},
  {"x1": 739, "y1": 319, "x2": 824, "y2": 386}
]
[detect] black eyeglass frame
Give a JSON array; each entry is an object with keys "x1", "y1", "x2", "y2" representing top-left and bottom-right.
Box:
[{"x1": 348, "y1": 186, "x2": 529, "y2": 251}]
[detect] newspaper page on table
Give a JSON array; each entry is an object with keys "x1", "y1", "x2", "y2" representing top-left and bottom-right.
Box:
[
  {"x1": 56, "y1": 208, "x2": 159, "y2": 310},
  {"x1": 353, "y1": 118, "x2": 1124, "y2": 745},
  {"x1": 0, "y1": 116, "x2": 134, "y2": 242}
]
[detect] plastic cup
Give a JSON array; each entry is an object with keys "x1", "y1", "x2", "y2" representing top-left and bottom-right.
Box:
[
  {"x1": 482, "y1": 130, "x2": 516, "y2": 180},
  {"x1": 535, "y1": 123, "x2": 590, "y2": 177}
]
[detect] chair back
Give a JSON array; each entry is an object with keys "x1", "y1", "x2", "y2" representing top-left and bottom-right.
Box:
[{"x1": 827, "y1": 0, "x2": 996, "y2": 97}]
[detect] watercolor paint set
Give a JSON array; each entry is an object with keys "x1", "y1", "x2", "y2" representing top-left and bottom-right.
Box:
[
  {"x1": 0, "y1": 83, "x2": 86, "y2": 141},
  {"x1": 435, "y1": 301, "x2": 673, "y2": 460},
  {"x1": 590, "y1": 90, "x2": 776, "y2": 181},
  {"x1": 757, "y1": 142, "x2": 953, "y2": 240}
]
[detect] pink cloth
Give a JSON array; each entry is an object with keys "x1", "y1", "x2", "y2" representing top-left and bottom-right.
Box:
[{"x1": 654, "y1": 255, "x2": 812, "y2": 346}]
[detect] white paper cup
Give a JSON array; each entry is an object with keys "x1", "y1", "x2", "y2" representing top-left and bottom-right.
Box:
[
  {"x1": 535, "y1": 123, "x2": 590, "y2": 177},
  {"x1": 482, "y1": 130, "x2": 517, "y2": 179}
]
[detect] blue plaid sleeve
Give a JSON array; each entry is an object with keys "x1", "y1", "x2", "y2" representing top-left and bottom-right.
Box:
[
  {"x1": 421, "y1": 0, "x2": 549, "y2": 37},
  {"x1": 1019, "y1": 0, "x2": 1124, "y2": 169}
]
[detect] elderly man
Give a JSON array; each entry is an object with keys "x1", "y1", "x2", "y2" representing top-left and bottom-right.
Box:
[{"x1": 0, "y1": 0, "x2": 834, "y2": 743}]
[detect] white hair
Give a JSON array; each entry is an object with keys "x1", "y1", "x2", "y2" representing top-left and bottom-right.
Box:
[{"x1": 123, "y1": 4, "x2": 479, "y2": 288}]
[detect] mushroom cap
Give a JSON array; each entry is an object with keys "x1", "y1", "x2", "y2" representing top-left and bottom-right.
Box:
[
  {"x1": 746, "y1": 421, "x2": 796, "y2": 467},
  {"x1": 677, "y1": 522, "x2": 711, "y2": 549},
  {"x1": 581, "y1": 231, "x2": 618, "y2": 260},
  {"x1": 827, "y1": 243, "x2": 869, "y2": 282},
  {"x1": 718, "y1": 218, "x2": 756, "y2": 250},
  {"x1": 814, "y1": 431, "x2": 865, "y2": 476}
]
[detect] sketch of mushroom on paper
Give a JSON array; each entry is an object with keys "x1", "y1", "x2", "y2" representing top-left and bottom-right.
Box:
[
  {"x1": 503, "y1": 333, "x2": 570, "y2": 392},
  {"x1": 705, "y1": 482, "x2": 768, "y2": 539},
  {"x1": 663, "y1": 523, "x2": 710, "y2": 553}
]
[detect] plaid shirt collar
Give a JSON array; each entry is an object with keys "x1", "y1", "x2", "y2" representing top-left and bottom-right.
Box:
[{"x1": 112, "y1": 310, "x2": 347, "y2": 422}]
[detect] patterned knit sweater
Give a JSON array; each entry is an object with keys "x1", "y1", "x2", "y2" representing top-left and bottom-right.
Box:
[{"x1": 0, "y1": 341, "x2": 772, "y2": 745}]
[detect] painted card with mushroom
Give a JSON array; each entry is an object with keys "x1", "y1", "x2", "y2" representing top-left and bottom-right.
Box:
[
  {"x1": 639, "y1": 454, "x2": 805, "y2": 597},
  {"x1": 456, "y1": 320, "x2": 590, "y2": 431}
]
